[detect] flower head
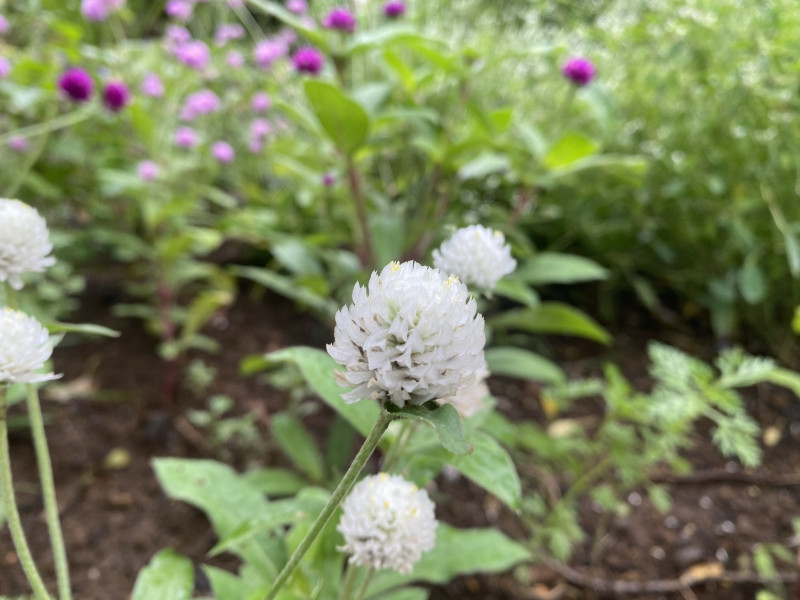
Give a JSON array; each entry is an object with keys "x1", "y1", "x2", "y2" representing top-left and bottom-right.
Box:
[
  {"x1": 58, "y1": 68, "x2": 94, "y2": 102},
  {"x1": 0, "y1": 57, "x2": 10, "y2": 79},
  {"x1": 226, "y1": 50, "x2": 244, "y2": 68},
  {"x1": 137, "y1": 160, "x2": 159, "y2": 181},
  {"x1": 338, "y1": 473, "x2": 437, "y2": 574},
  {"x1": 254, "y1": 38, "x2": 288, "y2": 70},
  {"x1": 165, "y1": 0, "x2": 193, "y2": 20},
  {"x1": 140, "y1": 72, "x2": 164, "y2": 97},
  {"x1": 180, "y1": 89, "x2": 220, "y2": 120},
  {"x1": 102, "y1": 80, "x2": 130, "y2": 112},
  {"x1": 214, "y1": 23, "x2": 245, "y2": 46},
  {"x1": 327, "y1": 261, "x2": 486, "y2": 407},
  {"x1": 174, "y1": 126, "x2": 199, "y2": 148},
  {"x1": 383, "y1": 1, "x2": 405, "y2": 17},
  {"x1": 0, "y1": 309, "x2": 59, "y2": 384},
  {"x1": 81, "y1": 0, "x2": 124, "y2": 21},
  {"x1": 292, "y1": 46, "x2": 324, "y2": 75},
  {"x1": 323, "y1": 7, "x2": 356, "y2": 32},
  {"x1": 174, "y1": 39, "x2": 210, "y2": 70},
  {"x1": 0, "y1": 198, "x2": 55, "y2": 290},
  {"x1": 562, "y1": 56, "x2": 596, "y2": 86},
  {"x1": 212, "y1": 140, "x2": 235, "y2": 163},
  {"x1": 322, "y1": 173, "x2": 336, "y2": 186},
  {"x1": 432, "y1": 225, "x2": 516, "y2": 289},
  {"x1": 287, "y1": 0, "x2": 307, "y2": 14},
  {"x1": 8, "y1": 136, "x2": 29, "y2": 153},
  {"x1": 251, "y1": 92, "x2": 271, "y2": 113}
]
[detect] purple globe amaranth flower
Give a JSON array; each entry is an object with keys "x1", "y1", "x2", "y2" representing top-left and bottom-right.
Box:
[
  {"x1": 562, "y1": 56, "x2": 596, "y2": 86},
  {"x1": 0, "y1": 57, "x2": 10, "y2": 79},
  {"x1": 254, "y1": 38, "x2": 288, "y2": 70},
  {"x1": 323, "y1": 7, "x2": 356, "y2": 32},
  {"x1": 383, "y1": 1, "x2": 405, "y2": 17},
  {"x1": 164, "y1": 24, "x2": 191, "y2": 48},
  {"x1": 103, "y1": 80, "x2": 130, "y2": 112},
  {"x1": 0, "y1": 14, "x2": 9, "y2": 35},
  {"x1": 226, "y1": 50, "x2": 244, "y2": 68},
  {"x1": 174, "y1": 39, "x2": 210, "y2": 70},
  {"x1": 165, "y1": 0, "x2": 193, "y2": 20},
  {"x1": 140, "y1": 72, "x2": 164, "y2": 97},
  {"x1": 251, "y1": 92, "x2": 271, "y2": 113},
  {"x1": 287, "y1": 0, "x2": 307, "y2": 14},
  {"x1": 322, "y1": 173, "x2": 335, "y2": 186},
  {"x1": 137, "y1": 160, "x2": 160, "y2": 181},
  {"x1": 180, "y1": 89, "x2": 220, "y2": 120},
  {"x1": 174, "y1": 126, "x2": 199, "y2": 148},
  {"x1": 212, "y1": 141, "x2": 235, "y2": 163},
  {"x1": 58, "y1": 68, "x2": 94, "y2": 102},
  {"x1": 8, "y1": 136, "x2": 29, "y2": 153},
  {"x1": 214, "y1": 23, "x2": 245, "y2": 46},
  {"x1": 292, "y1": 46, "x2": 324, "y2": 75}
]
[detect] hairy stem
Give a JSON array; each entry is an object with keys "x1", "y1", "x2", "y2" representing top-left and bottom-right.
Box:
[{"x1": 346, "y1": 156, "x2": 376, "y2": 269}]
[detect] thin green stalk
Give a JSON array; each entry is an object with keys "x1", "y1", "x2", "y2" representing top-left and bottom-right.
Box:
[
  {"x1": 381, "y1": 420, "x2": 416, "y2": 473},
  {"x1": 26, "y1": 384, "x2": 71, "y2": 600},
  {"x1": 0, "y1": 388, "x2": 53, "y2": 600},
  {"x1": 338, "y1": 563, "x2": 360, "y2": 600},
  {"x1": 346, "y1": 156, "x2": 376, "y2": 269},
  {"x1": 354, "y1": 567, "x2": 375, "y2": 600},
  {"x1": 0, "y1": 107, "x2": 93, "y2": 147},
  {"x1": 264, "y1": 410, "x2": 395, "y2": 600}
]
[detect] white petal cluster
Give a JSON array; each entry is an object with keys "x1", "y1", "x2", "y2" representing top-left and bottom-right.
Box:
[
  {"x1": 327, "y1": 261, "x2": 486, "y2": 407},
  {"x1": 337, "y1": 473, "x2": 437, "y2": 574},
  {"x1": 438, "y1": 366, "x2": 490, "y2": 418},
  {"x1": 0, "y1": 308, "x2": 59, "y2": 384},
  {"x1": 432, "y1": 225, "x2": 516, "y2": 289},
  {"x1": 0, "y1": 198, "x2": 55, "y2": 290}
]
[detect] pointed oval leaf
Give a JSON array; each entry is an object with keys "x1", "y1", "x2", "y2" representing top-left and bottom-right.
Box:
[
  {"x1": 485, "y1": 347, "x2": 565, "y2": 384},
  {"x1": 270, "y1": 413, "x2": 325, "y2": 482},
  {"x1": 387, "y1": 403, "x2": 469, "y2": 455},
  {"x1": 489, "y1": 302, "x2": 612, "y2": 345},
  {"x1": 517, "y1": 252, "x2": 609, "y2": 285},
  {"x1": 304, "y1": 80, "x2": 370, "y2": 154},
  {"x1": 131, "y1": 549, "x2": 194, "y2": 600},
  {"x1": 543, "y1": 132, "x2": 598, "y2": 169}
]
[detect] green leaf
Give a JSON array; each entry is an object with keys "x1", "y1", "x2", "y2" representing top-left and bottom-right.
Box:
[
  {"x1": 492, "y1": 278, "x2": 540, "y2": 307},
  {"x1": 241, "y1": 468, "x2": 307, "y2": 497},
  {"x1": 370, "y1": 210, "x2": 405, "y2": 266},
  {"x1": 543, "y1": 132, "x2": 598, "y2": 169},
  {"x1": 245, "y1": 0, "x2": 327, "y2": 50},
  {"x1": 131, "y1": 549, "x2": 194, "y2": 600},
  {"x1": 792, "y1": 307, "x2": 800, "y2": 335},
  {"x1": 248, "y1": 347, "x2": 381, "y2": 437},
  {"x1": 485, "y1": 347, "x2": 565, "y2": 384},
  {"x1": 233, "y1": 266, "x2": 337, "y2": 316},
  {"x1": 489, "y1": 302, "x2": 612, "y2": 345},
  {"x1": 765, "y1": 368, "x2": 800, "y2": 399},
  {"x1": 387, "y1": 403, "x2": 469, "y2": 455},
  {"x1": 517, "y1": 253, "x2": 609, "y2": 285},
  {"x1": 737, "y1": 254, "x2": 767, "y2": 304},
  {"x1": 367, "y1": 524, "x2": 530, "y2": 595},
  {"x1": 457, "y1": 152, "x2": 510, "y2": 180},
  {"x1": 304, "y1": 80, "x2": 370, "y2": 154},
  {"x1": 270, "y1": 413, "x2": 325, "y2": 482},
  {"x1": 202, "y1": 565, "x2": 251, "y2": 600},
  {"x1": 45, "y1": 321, "x2": 120, "y2": 338}
]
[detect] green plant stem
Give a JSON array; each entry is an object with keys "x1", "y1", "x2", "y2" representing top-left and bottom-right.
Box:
[
  {"x1": 354, "y1": 567, "x2": 375, "y2": 600},
  {"x1": 338, "y1": 563, "x2": 360, "y2": 600},
  {"x1": 26, "y1": 384, "x2": 71, "y2": 600},
  {"x1": 0, "y1": 107, "x2": 93, "y2": 147},
  {"x1": 346, "y1": 156, "x2": 376, "y2": 269},
  {"x1": 264, "y1": 410, "x2": 394, "y2": 600},
  {"x1": 0, "y1": 388, "x2": 53, "y2": 600},
  {"x1": 381, "y1": 420, "x2": 416, "y2": 473}
]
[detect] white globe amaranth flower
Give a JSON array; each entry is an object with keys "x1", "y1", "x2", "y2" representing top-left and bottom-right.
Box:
[
  {"x1": 437, "y1": 366, "x2": 490, "y2": 418},
  {"x1": 432, "y1": 224, "x2": 516, "y2": 289},
  {"x1": 0, "y1": 308, "x2": 59, "y2": 384},
  {"x1": 0, "y1": 198, "x2": 56, "y2": 290},
  {"x1": 327, "y1": 261, "x2": 486, "y2": 408},
  {"x1": 337, "y1": 472, "x2": 437, "y2": 574}
]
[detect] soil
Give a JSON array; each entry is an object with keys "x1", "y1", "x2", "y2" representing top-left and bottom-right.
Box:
[{"x1": 1, "y1": 281, "x2": 799, "y2": 600}]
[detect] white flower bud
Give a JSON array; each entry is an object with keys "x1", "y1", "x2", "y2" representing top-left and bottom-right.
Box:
[
  {"x1": 0, "y1": 198, "x2": 55, "y2": 290},
  {"x1": 327, "y1": 261, "x2": 486, "y2": 408},
  {"x1": 432, "y1": 225, "x2": 516, "y2": 289},
  {"x1": 0, "y1": 308, "x2": 59, "y2": 384},
  {"x1": 338, "y1": 473, "x2": 437, "y2": 574}
]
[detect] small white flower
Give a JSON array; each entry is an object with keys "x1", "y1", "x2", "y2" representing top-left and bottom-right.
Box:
[
  {"x1": 432, "y1": 225, "x2": 516, "y2": 289},
  {"x1": 338, "y1": 473, "x2": 437, "y2": 574},
  {"x1": 438, "y1": 366, "x2": 490, "y2": 418},
  {"x1": 327, "y1": 261, "x2": 486, "y2": 408},
  {"x1": 0, "y1": 198, "x2": 55, "y2": 290},
  {"x1": 0, "y1": 308, "x2": 59, "y2": 384}
]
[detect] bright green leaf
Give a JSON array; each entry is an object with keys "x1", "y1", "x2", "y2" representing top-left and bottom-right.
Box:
[
  {"x1": 485, "y1": 347, "x2": 565, "y2": 384},
  {"x1": 304, "y1": 80, "x2": 370, "y2": 154},
  {"x1": 737, "y1": 254, "x2": 767, "y2": 304},
  {"x1": 543, "y1": 132, "x2": 598, "y2": 169},
  {"x1": 270, "y1": 413, "x2": 325, "y2": 482},
  {"x1": 489, "y1": 303, "x2": 612, "y2": 345},
  {"x1": 517, "y1": 253, "x2": 609, "y2": 285},
  {"x1": 387, "y1": 403, "x2": 469, "y2": 455},
  {"x1": 45, "y1": 321, "x2": 120, "y2": 338},
  {"x1": 131, "y1": 549, "x2": 193, "y2": 600},
  {"x1": 458, "y1": 152, "x2": 510, "y2": 180}
]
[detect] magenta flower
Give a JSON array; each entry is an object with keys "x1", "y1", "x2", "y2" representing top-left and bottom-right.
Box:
[
  {"x1": 251, "y1": 92, "x2": 271, "y2": 113},
  {"x1": 0, "y1": 57, "x2": 10, "y2": 79},
  {"x1": 164, "y1": 24, "x2": 192, "y2": 48},
  {"x1": 226, "y1": 50, "x2": 244, "y2": 68},
  {"x1": 165, "y1": 0, "x2": 193, "y2": 20},
  {"x1": 103, "y1": 81, "x2": 130, "y2": 112},
  {"x1": 287, "y1": 0, "x2": 307, "y2": 14},
  {"x1": 140, "y1": 72, "x2": 164, "y2": 97},
  {"x1": 383, "y1": 1, "x2": 405, "y2": 17},
  {"x1": 214, "y1": 23, "x2": 245, "y2": 46},
  {"x1": 0, "y1": 15, "x2": 8, "y2": 35},
  {"x1": 253, "y1": 38, "x2": 288, "y2": 70},
  {"x1": 323, "y1": 7, "x2": 356, "y2": 32},
  {"x1": 174, "y1": 40, "x2": 210, "y2": 70},
  {"x1": 212, "y1": 141, "x2": 235, "y2": 163},
  {"x1": 174, "y1": 126, "x2": 199, "y2": 148},
  {"x1": 81, "y1": 0, "x2": 124, "y2": 21},
  {"x1": 562, "y1": 57, "x2": 596, "y2": 86},
  {"x1": 250, "y1": 118, "x2": 271, "y2": 140},
  {"x1": 292, "y1": 46, "x2": 324, "y2": 75},
  {"x1": 180, "y1": 89, "x2": 220, "y2": 120},
  {"x1": 323, "y1": 173, "x2": 335, "y2": 186},
  {"x1": 137, "y1": 160, "x2": 160, "y2": 181},
  {"x1": 58, "y1": 68, "x2": 94, "y2": 102},
  {"x1": 8, "y1": 136, "x2": 29, "y2": 153}
]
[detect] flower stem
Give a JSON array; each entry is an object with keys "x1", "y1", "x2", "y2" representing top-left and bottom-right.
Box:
[
  {"x1": 346, "y1": 156, "x2": 376, "y2": 269},
  {"x1": 0, "y1": 387, "x2": 53, "y2": 600},
  {"x1": 354, "y1": 567, "x2": 375, "y2": 600},
  {"x1": 26, "y1": 384, "x2": 71, "y2": 600},
  {"x1": 338, "y1": 562, "x2": 360, "y2": 600},
  {"x1": 264, "y1": 410, "x2": 395, "y2": 600}
]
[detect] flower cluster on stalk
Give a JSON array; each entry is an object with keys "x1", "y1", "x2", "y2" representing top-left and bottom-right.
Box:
[{"x1": 432, "y1": 225, "x2": 516, "y2": 290}]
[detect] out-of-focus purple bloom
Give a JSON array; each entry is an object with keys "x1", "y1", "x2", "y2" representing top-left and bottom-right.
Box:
[
  {"x1": 227, "y1": 0, "x2": 244, "y2": 7},
  {"x1": 226, "y1": 50, "x2": 244, "y2": 68},
  {"x1": 250, "y1": 118, "x2": 271, "y2": 139},
  {"x1": 251, "y1": 92, "x2": 271, "y2": 113},
  {"x1": 58, "y1": 68, "x2": 94, "y2": 102},
  {"x1": 323, "y1": 7, "x2": 356, "y2": 32},
  {"x1": 81, "y1": 0, "x2": 124, "y2": 21},
  {"x1": 174, "y1": 126, "x2": 199, "y2": 148},
  {"x1": 383, "y1": 1, "x2": 405, "y2": 17},
  {"x1": 103, "y1": 80, "x2": 130, "y2": 112},
  {"x1": 287, "y1": 0, "x2": 307, "y2": 14},
  {"x1": 8, "y1": 136, "x2": 29, "y2": 153},
  {"x1": 292, "y1": 46, "x2": 324, "y2": 75},
  {"x1": 137, "y1": 160, "x2": 160, "y2": 181},
  {"x1": 323, "y1": 173, "x2": 335, "y2": 186},
  {"x1": 253, "y1": 38, "x2": 288, "y2": 70},
  {"x1": 164, "y1": 24, "x2": 192, "y2": 48},
  {"x1": 562, "y1": 56, "x2": 596, "y2": 86},
  {"x1": 214, "y1": 23, "x2": 245, "y2": 46},
  {"x1": 248, "y1": 139, "x2": 263, "y2": 154},
  {"x1": 140, "y1": 72, "x2": 164, "y2": 97},
  {"x1": 180, "y1": 89, "x2": 220, "y2": 120},
  {"x1": 212, "y1": 141, "x2": 235, "y2": 163},
  {"x1": 0, "y1": 57, "x2": 10, "y2": 79},
  {"x1": 174, "y1": 40, "x2": 210, "y2": 70},
  {"x1": 0, "y1": 15, "x2": 9, "y2": 35},
  {"x1": 165, "y1": 0, "x2": 193, "y2": 20},
  {"x1": 277, "y1": 28, "x2": 297, "y2": 45}
]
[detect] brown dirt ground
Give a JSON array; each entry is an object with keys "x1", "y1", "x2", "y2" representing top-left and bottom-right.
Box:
[{"x1": 1, "y1": 282, "x2": 799, "y2": 599}]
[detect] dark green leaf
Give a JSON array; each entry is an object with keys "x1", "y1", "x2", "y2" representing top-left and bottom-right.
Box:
[
  {"x1": 485, "y1": 347, "x2": 565, "y2": 384},
  {"x1": 387, "y1": 403, "x2": 469, "y2": 455},
  {"x1": 304, "y1": 80, "x2": 370, "y2": 154},
  {"x1": 517, "y1": 253, "x2": 608, "y2": 285},
  {"x1": 270, "y1": 413, "x2": 325, "y2": 482},
  {"x1": 489, "y1": 303, "x2": 612, "y2": 345}
]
